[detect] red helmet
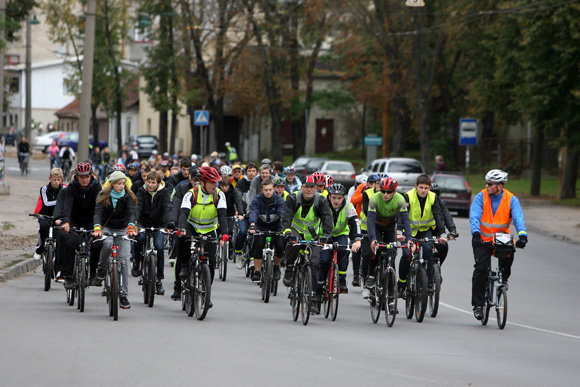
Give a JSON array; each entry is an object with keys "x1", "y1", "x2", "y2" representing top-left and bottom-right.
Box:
[
  {"x1": 198, "y1": 166, "x2": 221, "y2": 182},
  {"x1": 303, "y1": 175, "x2": 316, "y2": 187},
  {"x1": 380, "y1": 177, "x2": 398, "y2": 192},
  {"x1": 325, "y1": 175, "x2": 334, "y2": 188},
  {"x1": 113, "y1": 163, "x2": 126, "y2": 172},
  {"x1": 75, "y1": 162, "x2": 93, "y2": 176},
  {"x1": 312, "y1": 172, "x2": 326, "y2": 186}
]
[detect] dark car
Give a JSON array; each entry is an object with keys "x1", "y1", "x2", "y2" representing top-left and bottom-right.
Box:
[
  {"x1": 128, "y1": 135, "x2": 158, "y2": 158},
  {"x1": 431, "y1": 171, "x2": 471, "y2": 217},
  {"x1": 290, "y1": 156, "x2": 328, "y2": 181},
  {"x1": 58, "y1": 132, "x2": 108, "y2": 152},
  {"x1": 319, "y1": 160, "x2": 357, "y2": 189}
]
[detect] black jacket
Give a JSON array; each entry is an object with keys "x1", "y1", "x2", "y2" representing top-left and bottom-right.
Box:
[
  {"x1": 249, "y1": 193, "x2": 285, "y2": 231},
  {"x1": 53, "y1": 187, "x2": 67, "y2": 221},
  {"x1": 223, "y1": 188, "x2": 244, "y2": 217},
  {"x1": 235, "y1": 176, "x2": 252, "y2": 213},
  {"x1": 165, "y1": 171, "x2": 187, "y2": 192},
  {"x1": 62, "y1": 177, "x2": 102, "y2": 228},
  {"x1": 94, "y1": 191, "x2": 136, "y2": 230},
  {"x1": 136, "y1": 183, "x2": 171, "y2": 228},
  {"x1": 436, "y1": 196, "x2": 457, "y2": 233},
  {"x1": 281, "y1": 191, "x2": 333, "y2": 238},
  {"x1": 169, "y1": 180, "x2": 194, "y2": 224},
  {"x1": 132, "y1": 178, "x2": 145, "y2": 194},
  {"x1": 36, "y1": 184, "x2": 64, "y2": 216}
]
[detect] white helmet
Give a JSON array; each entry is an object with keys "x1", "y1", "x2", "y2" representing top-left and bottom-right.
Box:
[
  {"x1": 485, "y1": 169, "x2": 508, "y2": 183},
  {"x1": 220, "y1": 165, "x2": 232, "y2": 176},
  {"x1": 355, "y1": 174, "x2": 368, "y2": 184}
]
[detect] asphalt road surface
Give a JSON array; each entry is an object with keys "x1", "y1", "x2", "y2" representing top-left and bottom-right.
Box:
[{"x1": 1, "y1": 214, "x2": 579, "y2": 386}]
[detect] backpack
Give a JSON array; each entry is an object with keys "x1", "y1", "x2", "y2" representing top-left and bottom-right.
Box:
[{"x1": 189, "y1": 187, "x2": 220, "y2": 207}]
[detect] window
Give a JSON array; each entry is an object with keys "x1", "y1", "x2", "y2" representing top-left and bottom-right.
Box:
[
  {"x1": 9, "y1": 77, "x2": 19, "y2": 93},
  {"x1": 387, "y1": 160, "x2": 423, "y2": 173}
]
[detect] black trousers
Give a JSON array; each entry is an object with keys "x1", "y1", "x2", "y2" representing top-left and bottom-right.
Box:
[
  {"x1": 35, "y1": 218, "x2": 51, "y2": 254},
  {"x1": 175, "y1": 227, "x2": 218, "y2": 289},
  {"x1": 362, "y1": 227, "x2": 396, "y2": 280},
  {"x1": 62, "y1": 230, "x2": 100, "y2": 277},
  {"x1": 400, "y1": 230, "x2": 435, "y2": 284},
  {"x1": 434, "y1": 242, "x2": 449, "y2": 265},
  {"x1": 471, "y1": 243, "x2": 514, "y2": 307},
  {"x1": 283, "y1": 230, "x2": 320, "y2": 290},
  {"x1": 249, "y1": 233, "x2": 285, "y2": 262}
]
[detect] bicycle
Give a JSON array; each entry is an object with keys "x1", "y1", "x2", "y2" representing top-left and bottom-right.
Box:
[
  {"x1": 482, "y1": 233, "x2": 517, "y2": 329},
  {"x1": 29, "y1": 214, "x2": 58, "y2": 291},
  {"x1": 139, "y1": 227, "x2": 167, "y2": 308},
  {"x1": 288, "y1": 240, "x2": 318, "y2": 326},
  {"x1": 67, "y1": 227, "x2": 93, "y2": 312},
  {"x1": 321, "y1": 242, "x2": 351, "y2": 321},
  {"x1": 404, "y1": 236, "x2": 439, "y2": 323},
  {"x1": 369, "y1": 241, "x2": 404, "y2": 327},
  {"x1": 182, "y1": 234, "x2": 217, "y2": 320},
  {"x1": 18, "y1": 152, "x2": 30, "y2": 176},
  {"x1": 95, "y1": 232, "x2": 134, "y2": 321},
  {"x1": 254, "y1": 230, "x2": 282, "y2": 303},
  {"x1": 217, "y1": 218, "x2": 237, "y2": 282},
  {"x1": 61, "y1": 158, "x2": 72, "y2": 181}
]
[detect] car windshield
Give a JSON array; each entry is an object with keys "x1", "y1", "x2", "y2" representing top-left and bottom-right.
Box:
[
  {"x1": 388, "y1": 160, "x2": 423, "y2": 173},
  {"x1": 138, "y1": 136, "x2": 156, "y2": 143},
  {"x1": 325, "y1": 162, "x2": 355, "y2": 173},
  {"x1": 434, "y1": 175, "x2": 466, "y2": 190},
  {"x1": 306, "y1": 159, "x2": 325, "y2": 170},
  {"x1": 293, "y1": 157, "x2": 310, "y2": 168},
  {"x1": 69, "y1": 133, "x2": 79, "y2": 141}
]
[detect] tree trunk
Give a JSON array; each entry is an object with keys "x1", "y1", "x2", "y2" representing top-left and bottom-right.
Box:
[
  {"x1": 560, "y1": 147, "x2": 579, "y2": 199},
  {"x1": 188, "y1": 106, "x2": 198, "y2": 155},
  {"x1": 91, "y1": 103, "x2": 99, "y2": 145},
  {"x1": 159, "y1": 110, "x2": 168, "y2": 154},
  {"x1": 530, "y1": 124, "x2": 544, "y2": 196},
  {"x1": 170, "y1": 111, "x2": 178, "y2": 155}
]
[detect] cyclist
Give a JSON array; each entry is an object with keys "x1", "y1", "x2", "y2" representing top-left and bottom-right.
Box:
[
  {"x1": 312, "y1": 172, "x2": 328, "y2": 197},
  {"x1": 165, "y1": 158, "x2": 192, "y2": 191},
  {"x1": 398, "y1": 174, "x2": 447, "y2": 295},
  {"x1": 470, "y1": 169, "x2": 527, "y2": 321},
  {"x1": 131, "y1": 163, "x2": 151, "y2": 194},
  {"x1": 219, "y1": 175, "x2": 244, "y2": 240},
  {"x1": 134, "y1": 170, "x2": 172, "y2": 295},
  {"x1": 247, "y1": 164, "x2": 272, "y2": 207},
  {"x1": 61, "y1": 162, "x2": 102, "y2": 288},
  {"x1": 347, "y1": 174, "x2": 367, "y2": 204},
  {"x1": 273, "y1": 176, "x2": 289, "y2": 201},
  {"x1": 248, "y1": 178, "x2": 285, "y2": 282},
  {"x1": 178, "y1": 166, "x2": 229, "y2": 288},
  {"x1": 17, "y1": 136, "x2": 32, "y2": 172},
  {"x1": 281, "y1": 175, "x2": 333, "y2": 310},
  {"x1": 430, "y1": 183, "x2": 459, "y2": 268},
  {"x1": 358, "y1": 173, "x2": 381, "y2": 287},
  {"x1": 319, "y1": 183, "x2": 361, "y2": 295},
  {"x1": 233, "y1": 163, "x2": 257, "y2": 264},
  {"x1": 365, "y1": 178, "x2": 412, "y2": 298},
  {"x1": 231, "y1": 164, "x2": 243, "y2": 188},
  {"x1": 58, "y1": 145, "x2": 75, "y2": 174},
  {"x1": 284, "y1": 166, "x2": 301, "y2": 193},
  {"x1": 220, "y1": 165, "x2": 233, "y2": 183},
  {"x1": 126, "y1": 162, "x2": 141, "y2": 184},
  {"x1": 103, "y1": 163, "x2": 133, "y2": 191},
  {"x1": 272, "y1": 161, "x2": 284, "y2": 178},
  {"x1": 33, "y1": 168, "x2": 65, "y2": 260},
  {"x1": 94, "y1": 171, "x2": 138, "y2": 310},
  {"x1": 225, "y1": 141, "x2": 238, "y2": 163},
  {"x1": 48, "y1": 140, "x2": 60, "y2": 169}
]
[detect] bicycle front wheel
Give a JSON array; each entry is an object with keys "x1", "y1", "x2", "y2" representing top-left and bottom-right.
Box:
[
  {"x1": 290, "y1": 274, "x2": 300, "y2": 321},
  {"x1": 111, "y1": 263, "x2": 120, "y2": 321},
  {"x1": 77, "y1": 256, "x2": 87, "y2": 313},
  {"x1": 385, "y1": 268, "x2": 397, "y2": 327},
  {"x1": 218, "y1": 244, "x2": 228, "y2": 281},
  {"x1": 147, "y1": 253, "x2": 156, "y2": 307},
  {"x1": 262, "y1": 253, "x2": 272, "y2": 303},
  {"x1": 185, "y1": 267, "x2": 195, "y2": 317},
  {"x1": 330, "y1": 263, "x2": 340, "y2": 321},
  {"x1": 496, "y1": 287, "x2": 508, "y2": 329},
  {"x1": 429, "y1": 264, "x2": 441, "y2": 318},
  {"x1": 194, "y1": 264, "x2": 212, "y2": 320},
  {"x1": 43, "y1": 244, "x2": 54, "y2": 291},
  {"x1": 300, "y1": 265, "x2": 312, "y2": 326},
  {"x1": 414, "y1": 266, "x2": 428, "y2": 323}
]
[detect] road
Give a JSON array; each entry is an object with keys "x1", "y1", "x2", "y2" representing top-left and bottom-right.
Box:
[{"x1": 0, "y1": 215, "x2": 579, "y2": 386}]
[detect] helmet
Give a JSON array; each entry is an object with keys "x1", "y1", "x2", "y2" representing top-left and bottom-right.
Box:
[
  {"x1": 355, "y1": 174, "x2": 368, "y2": 184},
  {"x1": 285, "y1": 166, "x2": 296, "y2": 174},
  {"x1": 75, "y1": 162, "x2": 93, "y2": 176},
  {"x1": 189, "y1": 166, "x2": 199, "y2": 179},
  {"x1": 225, "y1": 141, "x2": 231, "y2": 147},
  {"x1": 273, "y1": 176, "x2": 285, "y2": 187},
  {"x1": 198, "y1": 166, "x2": 221, "y2": 182},
  {"x1": 261, "y1": 158, "x2": 272, "y2": 165},
  {"x1": 327, "y1": 183, "x2": 346, "y2": 196},
  {"x1": 325, "y1": 175, "x2": 334, "y2": 187},
  {"x1": 160, "y1": 160, "x2": 171, "y2": 167},
  {"x1": 303, "y1": 175, "x2": 316, "y2": 187},
  {"x1": 379, "y1": 177, "x2": 398, "y2": 192},
  {"x1": 367, "y1": 173, "x2": 381, "y2": 183},
  {"x1": 113, "y1": 163, "x2": 126, "y2": 172},
  {"x1": 485, "y1": 169, "x2": 508, "y2": 183},
  {"x1": 312, "y1": 172, "x2": 326, "y2": 186},
  {"x1": 127, "y1": 162, "x2": 140, "y2": 171},
  {"x1": 430, "y1": 182, "x2": 441, "y2": 196},
  {"x1": 220, "y1": 165, "x2": 232, "y2": 176},
  {"x1": 162, "y1": 152, "x2": 170, "y2": 158}
]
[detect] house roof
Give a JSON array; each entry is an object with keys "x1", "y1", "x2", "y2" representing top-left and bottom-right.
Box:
[{"x1": 55, "y1": 98, "x2": 108, "y2": 120}]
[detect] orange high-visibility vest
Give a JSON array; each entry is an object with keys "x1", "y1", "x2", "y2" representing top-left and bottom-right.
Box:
[{"x1": 480, "y1": 189, "x2": 513, "y2": 242}]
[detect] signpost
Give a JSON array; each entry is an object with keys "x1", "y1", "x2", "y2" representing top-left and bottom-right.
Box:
[
  {"x1": 364, "y1": 135, "x2": 383, "y2": 166},
  {"x1": 459, "y1": 118, "x2": 478, "y2": 178},
  {"x1": 194, "y1": 110, "x2": 209, "y2": 156}
]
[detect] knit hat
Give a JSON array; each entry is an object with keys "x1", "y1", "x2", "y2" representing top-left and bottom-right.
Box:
[{"x1": 108, "y1": 171, "x2": 127, "y2": 184}]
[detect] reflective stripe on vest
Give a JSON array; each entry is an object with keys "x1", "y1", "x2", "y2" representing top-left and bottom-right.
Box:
[
  {"x1": 258, "y1": 213, "x2": 280, "y2": 223},
  {"x1": 291, "y1": 201, "x2": 320, "y2": 240},
  {"x1": 360, "y1": 187, "x2": 376, "y2": 231},
  {"x1": 187, "y1": 188, "x2": 219, "y2": 234},
  {"x1": 332, "y1": 204, "x2": 350, "y2": 237},
  {"x1": 407, "y1": 189, "x2": 436, "y2": 237},
  {"x1": 480, "y1": 189, "x2": 513, "y2": 241}
]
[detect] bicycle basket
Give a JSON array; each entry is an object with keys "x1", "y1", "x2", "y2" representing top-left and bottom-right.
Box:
[{"x1": 493, "y1": 233, "x2": 515, "y2": 260}]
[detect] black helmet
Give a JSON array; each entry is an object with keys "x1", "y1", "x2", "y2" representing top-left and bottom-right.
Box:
[
  {"x1": 430, "y1": 183, "x2": 441, "y2": 196},
  {"x1": 327, "y1": 183, "x2": 346, "y2": 196}
]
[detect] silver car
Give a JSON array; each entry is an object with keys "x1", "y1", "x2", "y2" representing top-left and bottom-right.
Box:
[
  {"x1": 362, "y1": 157, "x2": 425, "y2": 193},
  {"x1": 319, "y1": 160, "x2": 357, "y2": 189}
]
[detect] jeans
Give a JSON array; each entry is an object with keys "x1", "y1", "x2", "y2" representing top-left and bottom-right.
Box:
[
  {"x1": 134, "y1": 230, "x2": 166, "y2": 280},
  {"x1": 98, "y1": 227, "x2": 130, "y2": 296},
  {"x1": 235, "y1": 217, "x2": 248, "y2": 253}
]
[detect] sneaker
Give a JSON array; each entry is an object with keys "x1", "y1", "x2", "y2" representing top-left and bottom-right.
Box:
[
  {"x1": 89, "y1": 277, "x2": 102, "y2": 287},
  {"x1": 397, "y1": 283, "x2": 406, "y2": 299},
  {"x1": 168, "y1": 258, "x2": 176, "y2": 267},
  {"x1": 33, "y1": 253, "x2": 42, "y2": 261},
  {"x1": 427, "y1": 283, "x2": 435, "y2": 294},
  {"x1": 179, "y1": 266, "x2": 189, "y2": 279},
  {"x1": 473, "y1": 306, "x2": 484, "y2": 320},
  {"x1": 339, "y1": 277, "x2": 348, "y2": 294},
  {"x1": 273, "y1": 266, "x2": 281, "y2": 281},
  {"x1": 96, "y1": 269, "x2": 106, "y2": 281},
  {"x1": 170, "y1": 289, "x2": 180, "y2": 301},
  {"x1": 249, "y1": 260, "x2": 255, "y2": 269},
  {"x1": 64, "y1": 278, "x2": 74, "y2": 289},
  {"x1": 131, "y1": 262, "x2": 141, "y2": 277},
  {"x1": 156, "y1": 282, "x2": 165, "y2": 295},
  {"x1": 282, "y1": 266, "x2": 294, "y2": 287},
  {"x1": 138, "y1": 278, "x2": 143, "y2": 286},
  {"x1": 55, "y1": 271, "x2": 64, "y2": 283},
  {"x1": 252, "y1": 270, "x2": 261, "y2": 283},
  {"x1": 365, "y1": 275, "x2": 375, "y2": 289},
  {"x1": 120, "y1": 296, "x2": 131, "y2": 309},
  {"x1": 235, "y1": 254, "x2": 245, "y2": 269},
  {"x1": 352, "y1": 274, "x2": 361, "y2": 287},
  {"x1": 361, "y1": 288, "x2": 370, "y2": 299}
]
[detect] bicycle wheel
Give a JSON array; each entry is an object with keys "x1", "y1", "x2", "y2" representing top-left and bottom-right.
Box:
[
  {"x1": 300, "y1": 265, "x2": 312, "y2": 326},
  {"x1": 77, "y1": 256, "x2": 87, "y2": 313},
  {"x1": 194, "y1": 264, "x2": 212, "y2": 320},
  {"x1": 44, "y1": 244, "x2": 54, "y2": 291},
  {"x1": 147, "y1": 252, "x2": 156, "y2": 308},
  {"x1": 414, "y1": 266, "x2": 428, "y2": 323},
  {"x1": 496, "y1": 286, "x2": 508, "y2": 329},
  {"x1": 429, "y1": 264, "x2": 441, "y2": 318},
  {"x1": 291, "y1": 273, "x2": 300, "y2": 321},
  {"x1": 185, "y1": 267, "x2": 194, "y2": 317},
  {"x1": 219, "y1": 243, "x2": 227, "y2": 281},
  {"x1": 262, "y1": 253, "x2": 272, "y2": 303},
  {"x1": 67, "y1": 287, "x2": 75, "y2": 306},
  {"x1": 385, "y1": 268, "x2": 397, "y2": 327},
  {"x1": 111, "y1": 263, "x2": 120, "y2": 321},
  {"x1": 142, "y1": 257, "x2": 150, "y2": 305},
  {"x1": 330, "y1": 263, "x2": 340, "y2": 321}
]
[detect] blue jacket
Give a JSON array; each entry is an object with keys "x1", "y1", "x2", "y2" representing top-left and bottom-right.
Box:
[
  {"x1": 249, "y1": 193, "x2": 285, "y2": 231},
  {"x1": 470, "y1": 190, "x2": 527, "y2": 236}
]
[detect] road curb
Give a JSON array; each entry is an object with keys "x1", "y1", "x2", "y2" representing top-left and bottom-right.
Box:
[
  {"x1": 0, "y1": 258, "x2": 41, "y2": 282},
  {"x1": 526, "y1": 224, "x2": 580, "y2": 246}
]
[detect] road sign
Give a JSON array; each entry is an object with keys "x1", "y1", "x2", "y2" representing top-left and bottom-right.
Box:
[
  {"x1": 459, "y1": 118, "x2": 478, "y2": 146},
  {"x1": 194, "y1": 110, "x2": 209, "y2": 126},
  {"x1": 364, "y1": 135, "x2": 383, "y2": 146}
]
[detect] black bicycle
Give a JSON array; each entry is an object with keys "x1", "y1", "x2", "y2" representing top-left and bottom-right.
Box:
[
  {"x1": 369, "y1": 241, "x2": 403, "y2": 327},
  {"x1": 139, "y1": 227, "x2": 167, "y2": 308},
  {"x1": 29, "y1": 214, "x2": 56, "y2": 291},
  {"x1": 404, "y1": 236, "x2": 439, "y2": 323},
  {"x1": 182, "y1": 234, "x2": 217, "y2": 320},
  {"x1": 61, "y1": 158, "x2": 72, "y2": 181},
  {"x1": 18, "y1": 151, "x2": 30, "y2": 176},
  {"x1": 288, "y1": 240, "x2": 318, "y2": 325},
  {"x1": 68, "y1": 227, "x2": 93, "y2": 312},
  {"x1": 254, "y1": 230, "x2": 282, "y2": 303}
]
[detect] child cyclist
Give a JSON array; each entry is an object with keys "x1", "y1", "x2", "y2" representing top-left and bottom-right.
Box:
[
  {"x1": 93, "y1": 171, "x2": 138, "y2": 309},
  {"x1": 33, "y1": 168, "x2": 65, "y2": 260}
]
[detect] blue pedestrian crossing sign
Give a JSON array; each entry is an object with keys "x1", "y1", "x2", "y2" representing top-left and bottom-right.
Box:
[{"x1": 194, "y1": 110, "x2": 209, "y2": 126}]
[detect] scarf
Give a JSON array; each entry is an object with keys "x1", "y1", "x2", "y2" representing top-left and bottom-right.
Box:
[{"x1": 110, "y1": 189, "x2": 125, "y2": 208}]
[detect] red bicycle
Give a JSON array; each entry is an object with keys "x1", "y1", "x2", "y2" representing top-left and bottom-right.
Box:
[{"x1": 321, "y1": 242, "x2": 350, "y2": 321}]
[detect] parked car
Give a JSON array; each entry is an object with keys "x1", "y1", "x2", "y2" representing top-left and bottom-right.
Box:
[
  {"x1": 128, "y1": 135, "x2": 159, "y2": 159},
  {"x1": 33, "y1": 131, "x2": 66, "y2": 153},
  {"x1": 290, "y1": 156, "x2": 328, "y2": 181},
  {"x1": 58, "y1": 132, "x2": 108, "y2": 152},
  {"x1": 431, "y1": 171, "x2": 471, "y2": 217},
  {"x1": 319, "y1": 160, "x2": 357, "y2": 189},
  {"x1": 362, "y1": 157, "x2": 425, "y2": 193}
]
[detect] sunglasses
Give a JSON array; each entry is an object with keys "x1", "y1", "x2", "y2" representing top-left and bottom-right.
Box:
[
  {"x1": 381, "y1": 190, "x2": 395, "y2": 194},
  {"x1": 485, "y1": 182, "x2": 497, "y2": 186}
]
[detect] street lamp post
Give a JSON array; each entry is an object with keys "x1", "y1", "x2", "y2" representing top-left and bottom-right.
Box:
[{"x1": 24, "y1": 14, "x2": 40, "y2": 141}]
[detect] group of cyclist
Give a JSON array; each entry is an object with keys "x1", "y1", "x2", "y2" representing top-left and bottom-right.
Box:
[{"x1": 32, "y1": 142, "x2": 528, "y2": 321}]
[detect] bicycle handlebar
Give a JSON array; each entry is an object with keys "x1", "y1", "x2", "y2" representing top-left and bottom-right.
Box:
[
  {"x1": 93, "y1": 233, "x2": 136, "y2": 243},
  {"x1": 29, "y1": 213, "x2": 55, "y2": 222},
  {"x1": 139, "y1": 227, "x2": 169, "y2": 234}
]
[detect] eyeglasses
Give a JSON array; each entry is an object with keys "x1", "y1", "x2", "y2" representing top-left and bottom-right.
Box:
[
  {"x1": 381, "y1": 190, "x2": 395, "y2": 194},
  {"x1": 485, "y1": 182, "x2": 497, "y2": 186}
]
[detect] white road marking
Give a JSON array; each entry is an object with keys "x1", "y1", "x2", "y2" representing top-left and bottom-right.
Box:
[{"x1": 440, "y1": 302, "x2": 580, "y2": 340}]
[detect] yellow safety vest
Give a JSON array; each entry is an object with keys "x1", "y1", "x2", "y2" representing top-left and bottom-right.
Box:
[
  {"x1": 360, "y1": 187, "x2": 376, "y2": 232},
  {"x1": 407, "y1": 188, "x2": 436, "y2": 237},
  {"x1": 187, "y1": 188, "x2": 220, "y2": 234}
]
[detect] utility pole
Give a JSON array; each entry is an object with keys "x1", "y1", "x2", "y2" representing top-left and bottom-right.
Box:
[
  {"x1": 25, "y1": 16, "x2": 32, "y2": 140},
  {"x1": 0, "y1": 0, "x2": 5, "y2": 135},
  {"x1": 78, "y1": 0, "x2": 97, "y2": 162}
]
